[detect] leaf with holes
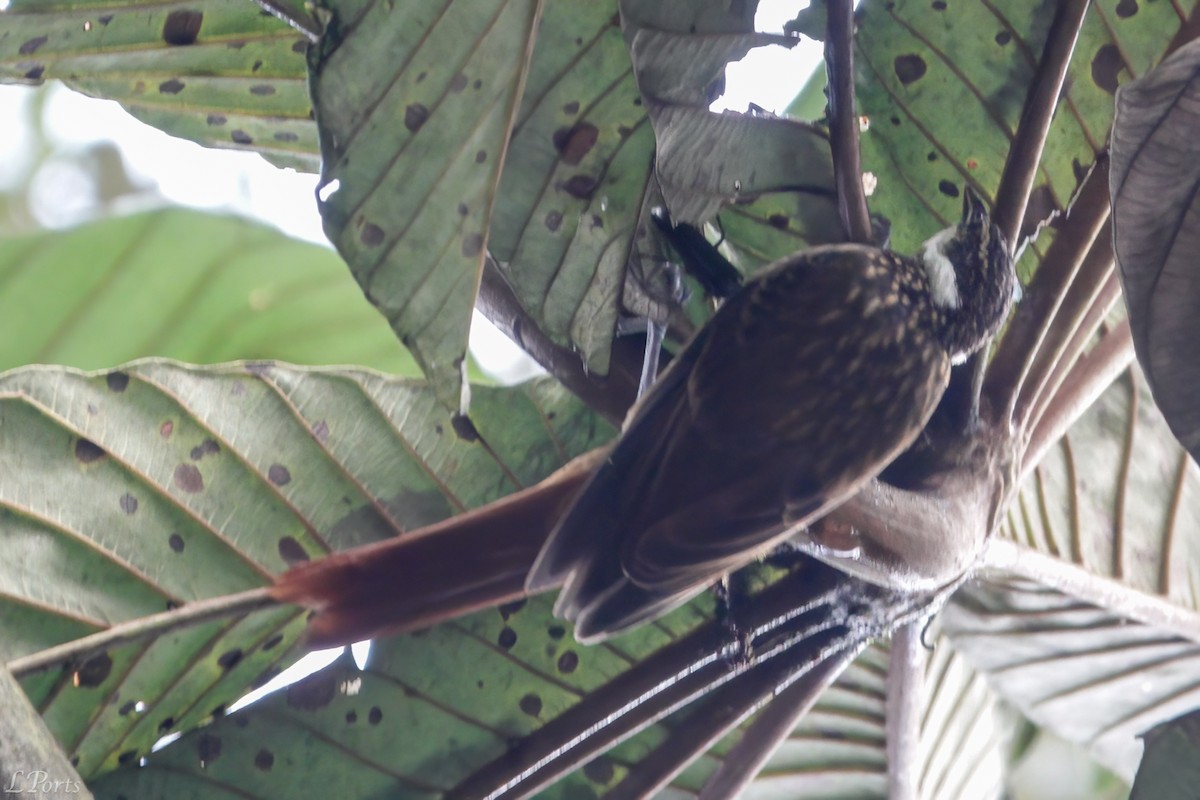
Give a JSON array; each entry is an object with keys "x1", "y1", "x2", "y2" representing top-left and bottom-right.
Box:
[
  {"x1": 0, "y1": 362, "x2": 611, "y2": 780},
  {"x1": 0, "y1": 0, "x2": 318, "y2": 169}
]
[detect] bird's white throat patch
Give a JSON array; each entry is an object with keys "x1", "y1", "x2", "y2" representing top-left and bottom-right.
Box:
[{"x1": 919, "y1": 226, "x2": 961, "y2": 309}]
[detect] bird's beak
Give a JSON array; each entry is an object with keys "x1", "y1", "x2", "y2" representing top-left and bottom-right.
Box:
[{"x1": 961, "y1": 185, "x2": 987, "y2": 227}]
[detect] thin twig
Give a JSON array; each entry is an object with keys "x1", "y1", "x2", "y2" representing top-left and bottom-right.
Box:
[
  {"x1": 7, "y1": 588, "x2": 277, "y2": 678},
  {"x1": 982, "y1": 536, "x2": 1200, "y2": 643},
  {"x1": 252, "y1": 0, "x2": 324, "y2": 41},
  {"x1": 1022, "y1": 319, "x2": 1133, "y2": 475},
  {"x1": 886, "y1": 621, "x2": 927, "y2": 800},
  {"x1": 825, "y1": 0, "x2": 873, "y2": 243}
]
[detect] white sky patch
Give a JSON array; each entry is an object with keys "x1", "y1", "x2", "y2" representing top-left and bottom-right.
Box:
[{"x1": 710, "y1": 1, "x2": 823, "y2": 115}]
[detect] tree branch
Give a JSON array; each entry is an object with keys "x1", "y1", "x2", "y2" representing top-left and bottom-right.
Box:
[
  {"x1": 886, "y1": 621, "x2": 928, "y2": 800},
  {"x1": 981, "y1": 537, "x2": 1200, "y2": 643},
  {"x1": 985, "y1": 160, "x2": 1111, "y2": 422},
  {"x1": 989, "y1": 0, "x2": 1091, "y2": 248},
  {"x1": 1022, "y1": 318, "x2": 1133, "y2": 475},
  {"x1": 7, "y1": 588, "x2": 277, "y2": 678},
  {"x1": 478, "y1": 258, "x2": 640, "y2": 426},
  {"x1": 825, "y1": 0, "x2": 873, "y2": 244}
]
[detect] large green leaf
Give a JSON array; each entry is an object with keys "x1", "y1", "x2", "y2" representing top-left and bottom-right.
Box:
[
  {"x1": 0, "y1": 0, "x2": 318, "y2": 170},
  {"x1": 0, "y1": 209, "x2": 417, "y2": 374},
  {"x1": 0, "y1": 362, "x2": 612, "y2": 780}
]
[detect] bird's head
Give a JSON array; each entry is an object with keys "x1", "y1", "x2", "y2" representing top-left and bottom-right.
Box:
[{"x1": 917, "y1": 186, "x2": 1016, "y2": 362}]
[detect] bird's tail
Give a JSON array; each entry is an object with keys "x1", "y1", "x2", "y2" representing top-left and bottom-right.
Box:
[{"x1": 269, "y1": 449, "x2": 603, "y2": 648}]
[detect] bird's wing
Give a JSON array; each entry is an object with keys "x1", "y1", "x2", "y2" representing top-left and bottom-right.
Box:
[{"x1": 619, "y1": 245, "x2": 951, "y2": 593}]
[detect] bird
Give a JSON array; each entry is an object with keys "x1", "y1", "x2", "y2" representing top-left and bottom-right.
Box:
[
  {"x1": 272, "y1": 187, "x2": 1014, "y2": 647},
  {"x1": 525, "y1": 186, "x2": 1015, "y2": 642}
]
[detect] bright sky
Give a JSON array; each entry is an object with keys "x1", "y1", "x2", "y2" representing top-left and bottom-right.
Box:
[{"x1": 0, "y1": 0, "x2": 821, "y2": 719}]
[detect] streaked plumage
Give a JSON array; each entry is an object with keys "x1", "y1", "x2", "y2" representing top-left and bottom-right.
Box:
[{"x1": 527, "y1": 188, "x2": 1014, "y2": 642}]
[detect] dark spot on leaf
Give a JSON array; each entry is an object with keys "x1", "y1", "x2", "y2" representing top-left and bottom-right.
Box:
[
  {"x1": 19, "y1": 36, "x2": 48, "y2": 55},
  {"x1": 162, "y1": 9, "x2": 203, "y2": 46},
  {"x1": 498, "y1": 599, "x2": 526, "y2": 619},
  {"x1": 449, "y1": 73, "x2": 468, "y2": 92},
  {"x1": 583, "y1": 756, "x2": 615, "y2": 784},
  {"x1": 254, "y1": 749, "x2": 274, "y2": 770},
  {"x1": 206, "y1": 114, "x2": 226, "y2": 126},
  {"x1": 119, "y1": 493, "x2": 138, "y2": 515},
  {"x1": 890, "y1": 115, "x2": 901, "y2": 126},
  {"x1": 995, "y1": 30, "x2": 1011, "y2": 45},
  {"x1": 416, "y1": 71, "x2": 427, "y2": 83},
  {"x1": 457, "y1": 203, "x2": 469, "y2": 216},
  {"x1": 548, "y1": 625, "x2": 565, "y2": 639},
  {"x1": 76, "y1": 652, "x2": 112, "y2": 687},
  {"x1": 404, "y1": 103, "x2": 430, "y2": 132},
  {"x1": 107, "y1": 371, "x2": 129, "y2": 392},
  {"x1": 617, "y1": 124, "x2": 633, "y2": 138},
  {"x1": 24, "y1": 65, "x2": 44, "y2": 80},
  {"x1": 190, "y1": 438, "x2": 219, "y2": 460},
  {"x1": 590, "y1": 214, "x2": 603, "y2": 229},
  {"x1": 292, "y1": 39, "x2": 307, "y2": 53},
  {"x1": 75, "y1": 438, "x2": 106, "y2": 463},
  {"x1": 197, "y1": 733, "x2": 222, "y2": 766},
  {"x1": 927, "y1": 151, "x2": 938, "y2": 161},
  {"x1": 286, "y1": 671, "x2": 336, "y2": 710},
  {"x1": 562, "y1": 100, "x2": 580, "y2": 115},
  {"x1": 217, "y1": 648, "x2": 243, "y2": 671},
  {"x1": 435, "y1": 424, "x2": 444, "y2": 435},
  {"x1": 70, "y1": 756, "x2": 80, "y2": 768},
  {"x1": 211, "y1": 704, "x2": 226, "y2": 718},
  {"x1": 262, "y1": 633, "x2": 284, "y2": 651},
  {"x1": 118, "y1": 750, "x2": 137, "y2": 765},
  {"x1": 893, "y1": 54, "x2": 927, "y2": 85},
  {"x1": 226, "y1": 41, "x2": 245, "y2": 49},
  {"x1": 312, "y1": 420, "x2": 329, "y2": 442},
  {"x1": 278, "y1": 536, "x2": 309, "y2": 565},
  {"x1": 461, "y1": 233, "x2": 483, "y2": 258},
  {"x1": 633, "y1": 96, "x2": 643, "y2": 106},
  {"x1": 119, "y1": 700, "x2": 137, "y2": 716},
  {"x1": 498, "y1": 627, "x2": 517, "y2": 649},
  {"x1": 252, "y1": 60, "x2": 263, "y2": 72},
  {"x1": 553, "y1": 122, "x2": 600, "y2": 166},
  {"x1": 274, "y1": 131, "x2": 298, "y2": 142},
  {"x1": 932, "y1": 0, "x2": 946, "y2": 8},
  {"x1": 557, "y1": 651, "x2": 579, "y2": 673},
  {"x1": 174, "y1": 463, "x2": 204, "y2": 493},
  {"x1": 519, "y1": 693, "x2": 542, "y2": 717},
  {"x1": 1116, "y1": 0, "x2": 1137, "y2": 16},
  {"x1": 544, "y1": 211, "x2": 563, "y2": 232},
  {"x1": 231, "y1": 130, "x2": 253, "y2": 145},
  {"x1": 158, "y1": 717, "x2": 174, "y2": 734},
  {"x1": 250, "y1": 84, "x2": 276, "y2": 96},
  {"x1": 450, "y1": 414, "x2": 479, "y2": 441},
  {"x1": 360, "y1": 222, "x2": 385, "y2": 247},
  {"x1": 368, "y1": 706, "x2": 382, "y2": 725},
  {"x1": 99, "y1": 14, "x2": 113, "y2": 24},
  {"x1": 562, "y1": 174, "x2": 598, "y2": 199},
  {"x1": 767, "y1": 214, "x2": 789, "y2": 230},
  {"x1": 345, "y1": 710, "x2": 357, "y2": 724},
  {"x1": 475, "y1": 149, "x2": 487, "y2": 163},
  {"x1": 166, "y1": 600, "x2": 180, "y2": 610},
  {"x1": 938, "y1": 180, "x2": 959, "y2": 197},
  {"x1": 1091, "y1": 44, "x2": 1123, "y2": 94},
  {"x1": 159, "y1": 79, "x2": 185, "y2": 94},
  {"x1": 473, "y1": 79, "x2": 482, "y2": 90},
  {"x1": 168, "y1": 533, "x2": 185, "y2": 553},
  {"x1": 268, "y1": 464, "x2": 291, "y2": 486}
]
